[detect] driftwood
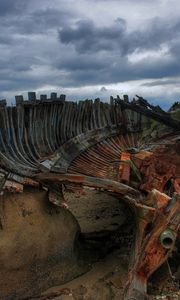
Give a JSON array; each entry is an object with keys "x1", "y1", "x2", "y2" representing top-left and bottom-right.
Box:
[{"x1": 115, "y1": 96, "x2": 180, "y2": 130}]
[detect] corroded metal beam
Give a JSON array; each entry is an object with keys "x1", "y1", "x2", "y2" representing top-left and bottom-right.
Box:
[
  {"x1": 124, "y1": 191, "x2": 180, "y2": 300},
  {"x1": 36, "y1": 173, "x2": 142, "y2": 201},
  {"x1": 37, "y1": 172, "x2": 180, "y2": 299}
]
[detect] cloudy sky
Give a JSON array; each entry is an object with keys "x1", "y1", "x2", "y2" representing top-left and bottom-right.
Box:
[{"x1": 0, "y1": 0, "x2": 180, "y2": 108}]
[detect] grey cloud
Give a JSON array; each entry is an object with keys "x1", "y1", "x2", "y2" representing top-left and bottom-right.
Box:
[
  {"x1": 1, "y1": 8, "x2": 74, "y2": 35},
  {"x1": 53, "y1": 49, "x2": 180, "y2": 88},
  {"x1": 59, "y1": 19, "x2": 126, "y2": 54},
  {"x1": 59, "y1": 17, "x2": 180, "y2": 56},
  {"x1": 129, "y1": 19, "x2": 180, "y2": 53},
  {"x1": 0, "y1": 0, "x2": 180, "y2": 107},
  {"x1": 18, "y1": 9, "x2": 74, "y2": 35},
  {"x1": 56, "y1": 15, "x2": 180, "y2": 89},
  {"x1": 56, "y1": 53, "x2": 109, "y2": 71},
  {"x1": 141, "y1": 78, "x2": 180, "y2": 87},
  {"x1": 0, "y1": 0, "x2": 27, "y2": 16},
  {"x1": 0, "y1": 53, "x2": 41, "y2": 73},
  {"x1": 0, "y1": 34, "x2": 13, "y2": 45}
]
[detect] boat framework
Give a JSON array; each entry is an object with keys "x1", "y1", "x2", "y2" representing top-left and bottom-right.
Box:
[{"x1": 0, "y1": 92, "x2": 180, "y2": 299}]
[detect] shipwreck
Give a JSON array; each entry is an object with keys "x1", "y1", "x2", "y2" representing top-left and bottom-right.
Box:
[{"x1": 0, "y1": 92, "x2": 179, "y2": 300}]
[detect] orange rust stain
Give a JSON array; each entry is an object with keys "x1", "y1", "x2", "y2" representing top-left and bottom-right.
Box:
[
  {"x1": 134, "y1": 151, "x2": 153, "y2": 160},
  {"x1": 119, "y1": 152, "x2": 131, "y2": 183},
  {"x1": 173, "y1": 178, "x2": 180, "y2": 195},
  {"x1": 140, "y1": 157, "x2": 176, "y2": 193},
  {"x1": 3, "y1": 180, "x2": 23, "y2": 193},
  {"x1": 23, "y1": 178, "x2": 39, "y2": 187}
]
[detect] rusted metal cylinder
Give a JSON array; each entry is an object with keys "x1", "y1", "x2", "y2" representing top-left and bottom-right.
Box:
[{"x1": 160, "y1": 229, "x2": 175, "y2": 249}]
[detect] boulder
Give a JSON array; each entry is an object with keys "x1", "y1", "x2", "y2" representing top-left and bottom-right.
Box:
[{"x1": 0, "y1": 188, "x2": 83, "y2": 300}]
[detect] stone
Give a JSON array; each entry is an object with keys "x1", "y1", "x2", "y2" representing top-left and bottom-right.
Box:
[
  {"x1": 0, "y1": 189, "x2": 83, "y2": 300},
  {"x1": 63, "y1": 188, "x2": 128, "y2": 234}
]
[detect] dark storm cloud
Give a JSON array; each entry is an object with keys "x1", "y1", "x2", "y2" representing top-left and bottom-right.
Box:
[
  {"x1": 0, "y1": 55, "x2": 40, "y2": 72},
  {"x1": 0, "y1": 34, "x2": 13, "y2": 45},
  {"x1": 0, "y1": 0, "x2": 180, "y2": 106},
  {"x1": 0, "y1": 0, "x2": 27, "y2": 16},
  {"x1": 56, "y1": 53, "x2": 110, "y2": 71},
  {"x1": 56, "y1": 54, "x2": 179, "y2": 87},
  {"x1": 0, "y1": 0, "x2": 76, "y2": 95},
  {"x1": 59, "y1": 17, "x2": 180, "y2": 56},
  {"x1": 59, "y1": 19, "x2": 127, "y2": 54},
  {"x1": 56, "y1": 15, "x2": 180, "y2": 89},
  {"x1": 0, "y1": 7, "x2": 75, "y2": 35}
]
